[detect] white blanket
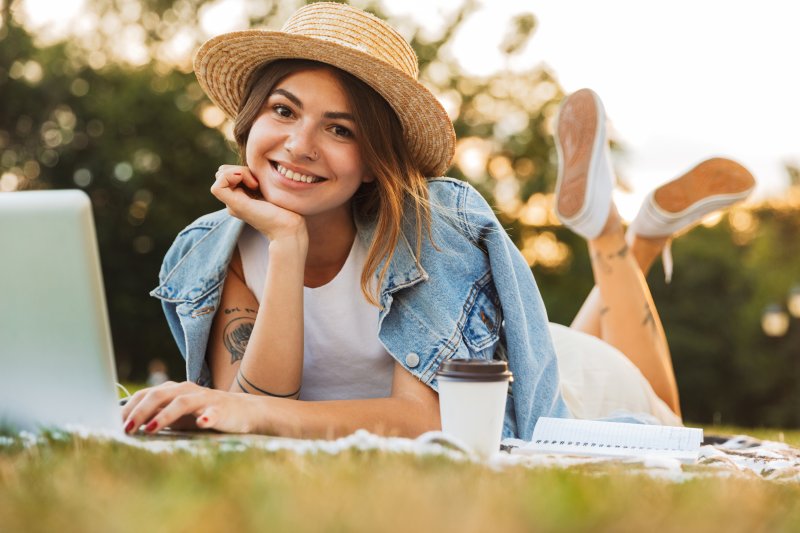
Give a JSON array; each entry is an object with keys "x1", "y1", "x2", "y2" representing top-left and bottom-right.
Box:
[{"x1": 2, "y1": 428, "x2": 798, "y2": 483}]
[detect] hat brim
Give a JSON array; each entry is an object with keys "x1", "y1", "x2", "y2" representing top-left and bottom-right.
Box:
[{"x1": 194, "y1": 30, "x2": 455, "y2": 177}]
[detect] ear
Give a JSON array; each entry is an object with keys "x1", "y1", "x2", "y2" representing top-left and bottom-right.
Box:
[{"x1": 362, "y1": 173, "x2": 376, "y2": 184}]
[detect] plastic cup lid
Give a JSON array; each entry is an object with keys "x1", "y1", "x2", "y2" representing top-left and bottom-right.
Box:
[{"x1": 436, "y1": 358, "x2": 513, "y2": 382}]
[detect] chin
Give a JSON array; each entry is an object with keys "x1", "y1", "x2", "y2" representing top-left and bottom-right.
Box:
[{"x1": 263, "y1": 194, "x2": 313, "y2": 216}]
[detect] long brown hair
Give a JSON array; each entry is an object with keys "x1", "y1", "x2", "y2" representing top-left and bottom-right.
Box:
[{"x1": 233, "y1": 59, "x2": 432, "y2": 306}]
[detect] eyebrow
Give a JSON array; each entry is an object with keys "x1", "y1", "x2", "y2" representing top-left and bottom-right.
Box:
[{"x1": 271, "y1": 89, "x2": 355, "y2": 122}]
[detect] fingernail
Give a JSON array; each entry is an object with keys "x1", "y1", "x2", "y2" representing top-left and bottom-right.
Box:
[
  {"x1": 125, "y1": 420, "x2": 135, "y2": 433},
  {"x1": 233, "y1": 171, "x2": 242, "y2": 175},
  {"x1": 199, "y1": 416, "x2": 209, "y2": 425},
  {"x1": 145, "y1": 421, "x2": 158, "y2": 432}
]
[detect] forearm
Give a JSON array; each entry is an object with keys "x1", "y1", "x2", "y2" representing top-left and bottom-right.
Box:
[
  {"x1": 253, "y1": 395, "x2": 442, "y2": 439},
  {"x1": 232, "y1": 238, "x2": 307, "y2": 396}
]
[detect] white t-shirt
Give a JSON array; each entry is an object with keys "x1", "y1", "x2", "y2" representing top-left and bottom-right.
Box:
[{"x1": 237, "y1": 225, "x2": 394, "y2": 401}]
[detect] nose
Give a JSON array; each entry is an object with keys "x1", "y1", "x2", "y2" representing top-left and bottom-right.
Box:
[{"x1": 284, "y1": 122, "x2": 319, "y2": 162}]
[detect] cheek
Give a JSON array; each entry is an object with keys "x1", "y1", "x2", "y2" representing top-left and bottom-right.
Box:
[
  {"x1": 334, "y1": 145, "x2": 369, "y2": 183},
  {"x1": 243, "y1": 130, "x2": 259, "y2": 167},
  {"x1": 244, "y1": 118, "x2": 275, "y2": 160}
]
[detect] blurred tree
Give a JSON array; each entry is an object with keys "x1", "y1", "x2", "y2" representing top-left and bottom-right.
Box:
[
  {"x1": 2, "y1": 0, "x2": 798, "y2": 427},
  {"x1": 787, "y1": 162, "x2": 799, "y2": 188},
  {"x1": 1, "y1": 8, "x2": 230, "y2": 379}
]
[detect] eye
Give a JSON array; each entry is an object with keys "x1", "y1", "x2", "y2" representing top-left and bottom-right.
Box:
[
  {"x1": 273, "y1": 104, "x2": 293, "y2": 118},
  {"x1": 331, "y1": 124, "x2": 354, "y2": 138}
]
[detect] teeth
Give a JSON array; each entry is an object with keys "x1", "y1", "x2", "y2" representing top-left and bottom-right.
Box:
[{"x1": 276, "y1": 163, "x2": 320, "y2": 183}]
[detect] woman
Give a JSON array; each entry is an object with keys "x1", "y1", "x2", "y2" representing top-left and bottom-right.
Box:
[{"x1": 122, "y1": 3, "x2": 754, "y2": 440}]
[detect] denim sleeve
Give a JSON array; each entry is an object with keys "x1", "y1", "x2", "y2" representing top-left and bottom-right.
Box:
[
  {"x1": 460, "y1": 184, "x2": 571, "y2": 440},
  {"x1": 149, "y1": 226, "x2": 214, "y2": 365}
]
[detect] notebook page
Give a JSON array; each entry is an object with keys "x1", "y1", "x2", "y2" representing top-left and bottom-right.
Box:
[{"x1": 520, "y1": 418, "x2": 703, "y2": 463}]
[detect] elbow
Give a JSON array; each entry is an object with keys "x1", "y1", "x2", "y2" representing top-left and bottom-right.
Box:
[{"x1": 397, "y1": 394, "x2": 441, "y2": 437}]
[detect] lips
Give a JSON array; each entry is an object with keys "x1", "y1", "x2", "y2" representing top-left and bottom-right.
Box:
[{"x1": 272, "y1": 161, "x2": 325, "y2": 184}]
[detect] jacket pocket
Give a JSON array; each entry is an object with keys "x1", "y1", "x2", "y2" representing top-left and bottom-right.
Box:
[{"x1": 461, "y1": 273, "x2": 502, "y2": 353}]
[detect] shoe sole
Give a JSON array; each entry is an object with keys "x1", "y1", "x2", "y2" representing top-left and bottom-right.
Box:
[
  {"x1": 555, "y1": 89, "x2": 599, "y2": 218},
  {"x1": 653, "y1": 158, "x2": 755, "y2": 214}
]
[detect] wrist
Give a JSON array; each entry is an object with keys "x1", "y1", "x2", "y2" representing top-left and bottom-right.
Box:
[
  {"x1": 268, "y1": 235, "x2": 308, "y2": 263},
  {"x1": 268, "y1": 216, "x2": 308, "y2": 243},
  {"x1": 246, "y1": 395, "x2": 283, "y2": 435}
]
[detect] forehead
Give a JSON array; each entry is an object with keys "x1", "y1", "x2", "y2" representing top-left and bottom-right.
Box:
[{"x1": 272, "y1": 68, "x2": 351, "y2": 109}]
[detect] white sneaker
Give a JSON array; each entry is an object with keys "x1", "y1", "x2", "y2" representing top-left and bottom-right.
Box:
[
  {"x1": 554, "y1": 88, "x2": 615, "y2": 240},
  {"x1": 628, "y1": 157, "x2": 756, "y2": 281}
]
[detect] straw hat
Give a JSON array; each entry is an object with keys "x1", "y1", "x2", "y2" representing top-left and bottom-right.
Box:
[{"x1": 194, "y1": 2, "x2": 456, "y2": 177}]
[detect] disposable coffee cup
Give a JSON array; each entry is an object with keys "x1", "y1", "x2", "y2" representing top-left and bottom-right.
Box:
[{"x1": 436, "y1": 359, "x2": 513, "y2": 457}]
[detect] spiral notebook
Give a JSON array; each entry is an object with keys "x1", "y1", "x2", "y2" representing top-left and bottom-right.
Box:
[{"x1": 513, "y1": 417, "x2": 703, "y2": 463}]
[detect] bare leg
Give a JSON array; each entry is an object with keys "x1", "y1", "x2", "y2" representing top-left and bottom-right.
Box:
[
  {"x1": 569, "y1": 158, "x2": 755, "y2": 413},
  {"x1": 570, "y1": 234, "x2": 668, "y2": 337},
  {"x1": 573, "y1": 158, "x2": 755, "y2": 339},
  {"x1": 573, "y1": 207, "x2": 681, "y2": 414}
]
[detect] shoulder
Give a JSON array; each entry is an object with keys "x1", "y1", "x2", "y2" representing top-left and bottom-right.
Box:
[
  {"x1": 427, "y1": 177, "x2": 495, "y2": 212},
  {"x1": 158, "y1": 209, "x2": 242, "y2": 281},
  {"x1": 176, "y1": 209, "x2": 234, "y2": 237},
  {"x1": 427, "y1": 176, "x2": 471, "y2": 203},
  {"x1": 426, "y1": 177, "x2": 500, "y2": 241}
]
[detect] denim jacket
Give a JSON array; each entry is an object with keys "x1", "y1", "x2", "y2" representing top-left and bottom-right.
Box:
[{"x1": 150, "y1": 177, "x2": 570, "y2": 440}]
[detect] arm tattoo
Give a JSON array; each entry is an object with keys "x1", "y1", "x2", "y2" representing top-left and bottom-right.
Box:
[
  {"x1": 235, "y1": 372, "x2": 251, "y2": 393},
  {"x1": 641, "y1": 303, "x2": 656, "y2": 331},
  {"x1": 611, "y1": 243, "x2": 629, "y2": 259},
  {"x1": 238, "y1": 370, "x2": 301, "y2": 398},
  {"x1": 594, "y1": 251, "x2": 613, "y2": 274},
  {"x1": 224, "y1": 307, "x2": 256, "y2": 315},
  {"x1": 223, "y1": 317, "x2": 254, "y2": 364}
]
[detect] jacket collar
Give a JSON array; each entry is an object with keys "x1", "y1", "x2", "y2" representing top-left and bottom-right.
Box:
[{"x1": 355, "y1": 210, "x2": 428, "y2": 296}]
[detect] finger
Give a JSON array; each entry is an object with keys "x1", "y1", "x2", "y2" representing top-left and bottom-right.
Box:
[
  {"x1": 218, "y1": 171, "x2": 244, "y2": 190},
  {"x1": 120, "y1": 381, "x2": 177, "y2": 421},
  {"x1": 216, "y1": 164, "x2": 246, "y2": 177},
  {"x1": 120, "y1": 387, "x2": 147, "y2": 421},
  {"x1": 240, "y1": 167, "x2": 260, "y2": 190},
  {"x1": 196, "y1": 401, "x2": 254, "y2": 434},
  {"x1": 211, "y1": 184, "x2": 254, "y2": 216},
  {"x1": 123, "y1": 381, "x2": 186, "y2": 433},
  {"x1": 196, "y1": 405, "x2": 221, "y2": 429},
  {"x1": 142, "y1": 392, "x2": 209, "y2": 434},
  {"x1": 217, "y1": 166, "x2": 260, "y2": 197},
  {"x1": 215, "y1": 165, "x2": 250, "y2": 185}
]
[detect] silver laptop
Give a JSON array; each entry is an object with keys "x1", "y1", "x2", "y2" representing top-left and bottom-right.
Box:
[{"x1": 0, "y1": 190, "x2": 122, "y2": 433}]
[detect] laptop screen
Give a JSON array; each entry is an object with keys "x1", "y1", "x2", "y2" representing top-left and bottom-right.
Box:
[{"x1": 0, "y1": 190, "x2": 122, "y2": 433}]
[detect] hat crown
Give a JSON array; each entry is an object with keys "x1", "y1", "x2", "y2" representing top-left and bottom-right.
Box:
[{"x1": 281, "y1": 2, "x2": 419, "y2": 80}]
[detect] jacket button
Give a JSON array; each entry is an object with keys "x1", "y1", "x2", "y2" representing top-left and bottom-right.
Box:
[{"x1": 405, "y1": 352, "x2": 420, "y2": 368}]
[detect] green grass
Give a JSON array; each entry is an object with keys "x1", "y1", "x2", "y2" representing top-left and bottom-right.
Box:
[
  {"x1": 1, "y1": 427, "x2": 799, "y2": 533},
  {"x1": 704, "y1": 425, "x2": 800, "y2": 447}
]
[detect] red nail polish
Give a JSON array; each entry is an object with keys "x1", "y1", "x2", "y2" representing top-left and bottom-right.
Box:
[
  {"x1": 145, "y1": 421, "x2": 158, "y2": 432},
  {"x1": 199, "y1": 416, "x2": 209, "y2": 424},
  {"x1": 125, "y1": 420, "x2": 135, "y2": 433}
]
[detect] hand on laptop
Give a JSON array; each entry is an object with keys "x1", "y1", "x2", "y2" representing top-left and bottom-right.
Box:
[{"x1": 121, "y1": 381, "x2": 261, "y2": 435}]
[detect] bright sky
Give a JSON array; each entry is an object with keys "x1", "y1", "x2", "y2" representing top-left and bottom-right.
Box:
[
  {"x1": 19, "y1": 0, "x2": 800, "y2": 217},
  {"x1": 385, "y1": 0, "x2": 800, "y2": 217}
]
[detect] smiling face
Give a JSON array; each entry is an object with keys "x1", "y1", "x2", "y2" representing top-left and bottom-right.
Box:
[{"x1": 244, "y1": 67, "x2": 372, "y2": 221}]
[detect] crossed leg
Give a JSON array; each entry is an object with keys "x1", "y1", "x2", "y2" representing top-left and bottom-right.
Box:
[
  {"x1": 555, "y1": 89, "x2": 755, "y2": 419},
  {"x1": 570, "y1": 212, "x2": 680, "y2": 415}
]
